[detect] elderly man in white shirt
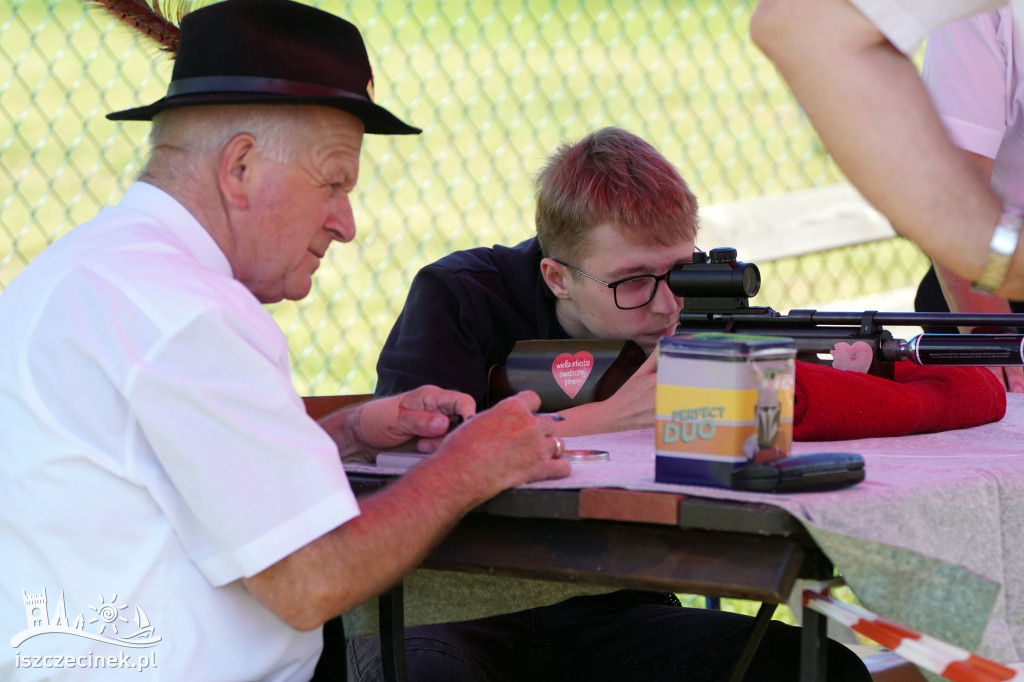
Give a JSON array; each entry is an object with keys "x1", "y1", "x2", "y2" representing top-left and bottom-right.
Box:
[
  {"x1": 0, "y1": 1, "x2": 875, "y2": 680},
  {"x1": 0, "y1": 1, "x2": 568, "y2": 679}
]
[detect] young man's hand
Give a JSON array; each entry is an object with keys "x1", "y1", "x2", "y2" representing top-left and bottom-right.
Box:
[{"x1": 555, "y1": 350, "x2": 659, "y2": 435}]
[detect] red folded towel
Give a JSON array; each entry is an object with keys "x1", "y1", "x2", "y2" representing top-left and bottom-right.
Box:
[{"x1": 793, "y1": 361, "x2": 1006, "y2": 441}]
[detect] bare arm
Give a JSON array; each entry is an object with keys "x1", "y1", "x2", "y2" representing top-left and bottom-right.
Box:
[
  {"x1": 931, "y1": 152, "x2": 1024, "y2": 391},
  {"x1": 242, "y1": 391, "x2": 570, "y2": 630},
  {"x1": 933, "y1": 149, "x2": 999, "y2": 324},
  {"x1": 933, "y1": 153, "x2": 1001, "y2": 321},
  {"x1": 750, "y1": 0, "x2": 1024, "y2": 298}
]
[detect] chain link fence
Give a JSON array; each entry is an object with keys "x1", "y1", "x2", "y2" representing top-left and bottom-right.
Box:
[{"x1": 2, "y1": 0, "x2": 930, "y2": 395}]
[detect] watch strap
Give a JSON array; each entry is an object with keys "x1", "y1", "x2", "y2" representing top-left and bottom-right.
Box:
[{"x1": 972, "y1": 210, "x2": 1023, "y2": 295}]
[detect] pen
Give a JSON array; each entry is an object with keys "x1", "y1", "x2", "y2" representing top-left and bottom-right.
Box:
[{"x1": 447, "y1": 412, "x2": 566, "y2": 430}]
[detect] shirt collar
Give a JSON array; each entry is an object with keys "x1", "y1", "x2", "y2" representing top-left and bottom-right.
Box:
[{"x1": 119, "y1": 182, "x2": 234, "y2": 278}]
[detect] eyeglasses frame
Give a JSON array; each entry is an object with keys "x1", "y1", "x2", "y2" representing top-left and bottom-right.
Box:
[{"x1": 550, "y1": 258, "x2": 678, "y2": 311}]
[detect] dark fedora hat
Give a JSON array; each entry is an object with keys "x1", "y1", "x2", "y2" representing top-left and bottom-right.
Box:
[{"x1": 106, "y1": 0, "x2": 420, "y2": 135}]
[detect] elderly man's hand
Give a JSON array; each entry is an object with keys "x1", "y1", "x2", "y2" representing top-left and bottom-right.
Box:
[
  {"x1": 357, "y1": 385, "x2": 477, "y2": 449},
  {"x1": 320, "y1": 386, "x2": 476, "y2": 461},
  {"x1": 421, "y1": 391, "x2": 572, "y2": 492}
]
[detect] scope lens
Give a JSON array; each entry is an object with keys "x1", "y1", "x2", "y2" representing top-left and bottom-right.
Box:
[
  {"x1": 740, "y1": 263, "x2": 760, "y2": 297},
  {"x1": 668, "y1": 261, "x2": 760, "y2": 298}
]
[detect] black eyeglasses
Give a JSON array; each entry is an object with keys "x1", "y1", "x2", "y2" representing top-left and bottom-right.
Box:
[{"x1": 552, "y1": 258, "x2": 678, "y2": 310}]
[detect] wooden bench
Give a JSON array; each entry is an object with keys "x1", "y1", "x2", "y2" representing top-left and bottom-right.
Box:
[
  {"x1": 701, "y1": 182, "x2": 922, "y2": 337},
  {"x1": 698, "y1": 182, "x2": 896, "y2": 262}
]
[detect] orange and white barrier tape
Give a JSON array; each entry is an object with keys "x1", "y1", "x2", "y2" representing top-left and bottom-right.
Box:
[{"x1": 802, "y1": 584, "x2": 1018, "y2": 682}]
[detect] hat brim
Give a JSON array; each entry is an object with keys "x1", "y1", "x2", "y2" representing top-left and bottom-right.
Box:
[{"x1": 106, "y1": 91, "x2": 421, "y2": 135}]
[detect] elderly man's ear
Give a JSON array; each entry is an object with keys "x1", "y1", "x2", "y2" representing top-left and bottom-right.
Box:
[{"x1": 219, "y1": 133, "x2": 258, "y2": 210}]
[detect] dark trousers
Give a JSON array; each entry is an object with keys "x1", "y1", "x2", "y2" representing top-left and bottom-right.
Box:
[
  {"x1": 344, "y1": 590, "x2": 871, "y2": 682},
  {"x1": 313, "y1": 615, "x2": 348, "y2": 681}
]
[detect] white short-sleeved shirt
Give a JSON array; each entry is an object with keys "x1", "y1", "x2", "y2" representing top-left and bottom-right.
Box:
[
  {"x1": 922, "y1": 8, "x2": 1024, "y2": 207},
  {"x1": 849, "y1": 0, "x2": 1010, "y2": 55},
  {"x1": 0, "y1": 183, "x2": 360, "y2": 681}
]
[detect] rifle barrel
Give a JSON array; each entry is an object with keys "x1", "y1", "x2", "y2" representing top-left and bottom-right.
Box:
[{"x1": 783, "y1": 310, "x2": 1024, "y2": 329}]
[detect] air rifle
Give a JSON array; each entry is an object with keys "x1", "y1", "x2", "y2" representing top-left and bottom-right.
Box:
[{"x1": 669, "y1": 247, "x2": 1024, "y2": 379}]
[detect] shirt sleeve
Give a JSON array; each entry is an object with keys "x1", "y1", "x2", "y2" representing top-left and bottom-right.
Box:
[
  {"x1": 848, "y1": 0, "x2": 1006, "y2": 57},
  {"x1": 128, "y1": 302, "x2": 360, "y2": 586},
  {"x1": 922, "y1": 10, "x2": 1011, "y2": 159},
  {"x1": 375, "y1": 266, "x2": 492, "y2": 404}
]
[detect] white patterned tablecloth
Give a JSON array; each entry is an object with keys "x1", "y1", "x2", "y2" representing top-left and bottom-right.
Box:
[{"x1": 347, "y1": 394, "x2": 1024, "y2": 662}]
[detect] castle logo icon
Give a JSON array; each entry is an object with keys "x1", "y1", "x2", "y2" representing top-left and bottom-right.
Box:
[{"x1": 10, "y1": 589, "x2": 162, "y2": 649}]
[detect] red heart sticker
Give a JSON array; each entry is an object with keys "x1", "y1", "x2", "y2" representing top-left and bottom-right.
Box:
[
  {"x1": 551, "y1": 352, "x2": 594, "y2": 399},
  {"x1": 831, "y1": 341, "x2": 874, "y2": 373}
]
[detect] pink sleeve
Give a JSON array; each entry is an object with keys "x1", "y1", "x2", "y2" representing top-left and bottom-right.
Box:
[{"x1": 922, "y1": 10, "x2": 1012, "y2": 159}]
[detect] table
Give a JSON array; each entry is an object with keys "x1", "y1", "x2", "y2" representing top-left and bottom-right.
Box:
[
  {"x1": 342, "y1": 393, "x2": 1024, "y2": 680},
  {"x1": 343, "y1": 475, "x2": 839, "y2": 682}
]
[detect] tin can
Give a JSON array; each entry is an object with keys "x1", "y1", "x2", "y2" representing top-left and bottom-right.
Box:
[{"x1": 655, "y1": 333, "x2": 796, "y2": 488}]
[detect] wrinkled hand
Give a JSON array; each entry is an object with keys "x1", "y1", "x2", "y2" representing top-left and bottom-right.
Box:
[
  {"x1": 429, "y1": 391, "x2": 571, "y2": 490},
  {"x1": 357, "y1": 385, "x2": 477, "y2": 450},
  {"x1": 323, "y1": 386, "x2": 476, "y2": 462}
]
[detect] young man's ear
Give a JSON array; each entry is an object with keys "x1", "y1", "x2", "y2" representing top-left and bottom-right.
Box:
[
  {"x1": 218, "y1": 132, "x2": 258, "y2": 210},
  {"x1": 540, "y1": 257, "x2": 572, "y2": 300}
]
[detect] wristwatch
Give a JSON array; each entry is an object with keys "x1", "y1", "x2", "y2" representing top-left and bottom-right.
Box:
[{"x1": 971, "y1": 209, "x2": 1023, "y2": 295}]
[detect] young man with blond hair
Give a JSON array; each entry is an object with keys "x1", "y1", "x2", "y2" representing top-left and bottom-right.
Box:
[
  {"x1": 377, "y1": 127, "x2": 698, "y2": 436},
  {"x1": 369, "y1": 126, "x2": 871, "y2": 681}
]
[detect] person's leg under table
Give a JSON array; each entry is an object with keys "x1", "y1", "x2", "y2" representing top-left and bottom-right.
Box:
[{"x1": 348, "y1": 590, "x2": 871, "y2": 682}]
